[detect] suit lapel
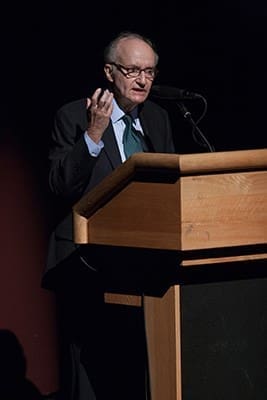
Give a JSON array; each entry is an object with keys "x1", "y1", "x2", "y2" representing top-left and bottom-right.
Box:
[
  {"x1": 139, "y1": 104, "x2": 158, "y2": 152},
  {"x1": 102, "y1": 123, "x2": 123, "y2": 169}
]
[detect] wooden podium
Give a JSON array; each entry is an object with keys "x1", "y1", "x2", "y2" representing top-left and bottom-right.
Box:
[{"x1": 73, "y1": 149, "x2": 267, "y2": 400}]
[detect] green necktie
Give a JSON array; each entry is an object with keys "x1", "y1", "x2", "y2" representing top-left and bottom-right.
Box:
[{"x1": 122, "y1": 114, "x2": 144, "y2": 159}]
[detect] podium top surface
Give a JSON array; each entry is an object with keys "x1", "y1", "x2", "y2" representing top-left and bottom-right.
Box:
[
  {"x1": 73, "y1": 149, "x2": 267, "y2": 217},
  {"x1": 73, "y1": 149, "x2": 266, "y2": 255}
]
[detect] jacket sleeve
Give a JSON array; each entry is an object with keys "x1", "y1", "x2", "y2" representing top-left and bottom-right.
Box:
[{"x1": 48, "y1": 100, "x2": 98, "y2": 204}]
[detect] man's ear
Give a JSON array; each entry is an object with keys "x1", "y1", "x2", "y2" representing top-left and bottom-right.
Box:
[{"x1": 104, "y1": 64, "x2": 114, "y2": 82}]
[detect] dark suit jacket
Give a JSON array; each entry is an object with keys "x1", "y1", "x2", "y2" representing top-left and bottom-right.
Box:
[{"x1": 42, "y1": 97, "x2": 175, "y2": 289}]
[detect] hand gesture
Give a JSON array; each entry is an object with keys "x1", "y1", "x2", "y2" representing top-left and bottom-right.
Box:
[{"x1": 86, "y1": 88, "x2": 114, "y2": 143}]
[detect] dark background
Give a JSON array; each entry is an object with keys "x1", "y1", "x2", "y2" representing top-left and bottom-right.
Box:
[
  {"x1": 1, "y1": 2, "x2": 267, "y2": 396},
  {"x1": 3, "y1": 1, "x2": 267, "y2": 162}
]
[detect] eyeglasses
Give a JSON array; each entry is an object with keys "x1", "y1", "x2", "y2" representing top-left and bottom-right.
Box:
[{"x1": 110, "y1": 62, "x2": 158, "y2": 80}]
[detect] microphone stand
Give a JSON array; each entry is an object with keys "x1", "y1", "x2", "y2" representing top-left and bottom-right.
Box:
[{"x1": 176, "y1": 101, "x2": 215, "y2": 153}]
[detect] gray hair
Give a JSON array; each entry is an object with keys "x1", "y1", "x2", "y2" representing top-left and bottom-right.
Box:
[{"x1": 103, "y1": 31, "x2": 159, "y2": 65}]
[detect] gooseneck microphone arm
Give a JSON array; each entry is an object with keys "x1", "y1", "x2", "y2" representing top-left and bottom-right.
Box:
[
  {"x1": 150, "y1": 85, "x2": 215, "y2": 153},
  {"x1": 176, "y1": 100, "x2": 215, "y2": 152}
]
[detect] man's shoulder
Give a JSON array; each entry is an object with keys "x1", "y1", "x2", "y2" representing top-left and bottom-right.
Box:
[
  {"x1": 57, "y1": 98, "x2": 87, "y2": 115},
  {"x1": 54, "y1": 98, "x2": 88, "y2": 128},
  {"x1": 142, "y1": 98, "x2": 169, "y2": 117}
]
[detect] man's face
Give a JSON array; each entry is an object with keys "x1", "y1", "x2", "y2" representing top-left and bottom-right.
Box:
[{"x1": 104, "y1": 38, "x2": 157, "y2": 112}]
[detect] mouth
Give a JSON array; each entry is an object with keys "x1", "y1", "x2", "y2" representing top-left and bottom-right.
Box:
[{"x1": 132, "y1": 88, "x2": 148, "y2": 95}]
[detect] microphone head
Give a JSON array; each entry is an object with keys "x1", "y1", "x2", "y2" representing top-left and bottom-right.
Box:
[{"x1": 150, "y1": 85, "x2": 201, "y2": 100}]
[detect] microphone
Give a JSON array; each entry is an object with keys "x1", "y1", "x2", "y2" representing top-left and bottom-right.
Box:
[
  {"x1": 150, "y1": 85, "x2": 202, "y2": 100},
  {"x1": 151, "y1": 85, "x2": 214, "y2": 152}
]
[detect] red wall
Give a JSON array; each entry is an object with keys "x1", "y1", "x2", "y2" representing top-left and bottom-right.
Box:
[{"x1": 0, "y1": 136, "x2": 59, "y2": 395}]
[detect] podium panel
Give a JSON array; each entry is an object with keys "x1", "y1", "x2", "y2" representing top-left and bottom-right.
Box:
[{"x1": 181, "y1": 274, "x2": 267, "y2": 400}]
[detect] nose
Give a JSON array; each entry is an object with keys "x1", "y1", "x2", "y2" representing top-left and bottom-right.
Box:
[{"x1": 136, "y1": 71, "x2": 147, "y2": 84}]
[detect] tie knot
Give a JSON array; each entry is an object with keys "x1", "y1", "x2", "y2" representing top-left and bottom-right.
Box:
[
  {"x1": 122, "y1": 113, "x2": 144, "y2": 159},
  {"x1": 123, "y1": 114, "x2": 133, "y2": 126}
]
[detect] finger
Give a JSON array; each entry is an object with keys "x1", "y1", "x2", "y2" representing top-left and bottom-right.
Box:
[
  {"x1": 98, "y1": 90, "x2": 113, "y2": 110},
  {"x1": 86, "y1": 98, "x2": 91, "y2": 109},
  {"x1": 91, "y1": 88, "x2": 103, "y2": 108},
  {"x1": 104, "y1": 92, "x2": 114, "y2": 112}
]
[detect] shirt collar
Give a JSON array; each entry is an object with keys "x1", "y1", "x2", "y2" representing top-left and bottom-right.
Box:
[{"x1": 111, "y1": 98, "x2": 139, "y2": 123}]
